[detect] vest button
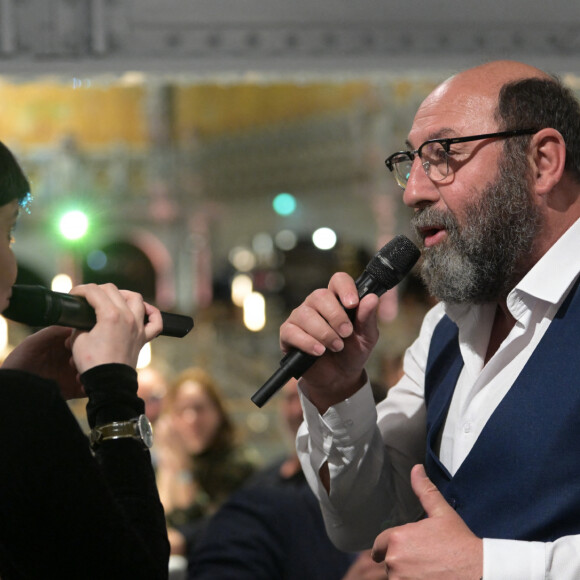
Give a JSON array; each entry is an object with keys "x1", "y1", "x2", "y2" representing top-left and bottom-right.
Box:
[{"x1": 448, "y1": 497, "x2": 458, "y2": 509}]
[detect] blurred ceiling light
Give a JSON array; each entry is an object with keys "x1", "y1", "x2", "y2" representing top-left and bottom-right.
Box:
[
  {"x1": 243, "y1": 291, "x2": 266, "y2": 332},
  {"x1": 120, "y1": 71, "x2": 146, "y2": 85},
  {"x1": 0, "y1": 316, "x2": 7, "y2": 358},
  {"x1": 272, "y1": 193, "x2": 297, "y2": 216},
  {"x1": 229, "y1": 246, "x2": 256, "y2": 272},
  {"x1": 51, "y1": 274, "x2": 73, "y2": 293},
  {"x1": 252, "y1": 232, "x2": 274, "y2": 256},
  {"x1": 312, "y1": 227, "x2": 337, "y2": 250},
  {"x1": 137, "y1": 342, "x2": 151, "y2": 369},
  {"x1": 86, "y1": 250, "x2": 108, "y2": 271},
  {"x1": 59, "y1": 210, "x2": 89, "y2": 241},
  {"x1": 275, "y1": 229, "x2": 297, "y2": 251},
  {"x1": 231, "y1": 274, "x2": 253, "y2": 307}
]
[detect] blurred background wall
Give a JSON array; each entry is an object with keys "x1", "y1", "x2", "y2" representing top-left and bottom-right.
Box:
[{"x1": 3, "y1": 0, "x2": 580, "y2": 462}]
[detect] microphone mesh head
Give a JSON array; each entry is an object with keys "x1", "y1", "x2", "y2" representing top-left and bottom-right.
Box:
[
  {"x1": 3, "y1": 285, "x2": 48, "y2": 326},
  {"x1": 365, "y1": 235, "x2": 421, "y2": 289}
]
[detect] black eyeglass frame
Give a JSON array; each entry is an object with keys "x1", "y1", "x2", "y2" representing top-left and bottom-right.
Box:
[{"x1": 385, "y1": 128, "x2": 538, "y2": 188}]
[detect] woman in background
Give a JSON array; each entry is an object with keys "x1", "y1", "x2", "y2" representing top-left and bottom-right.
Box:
[{"x1": 156, "y1": 367, "x2": 256, "y2": 557}]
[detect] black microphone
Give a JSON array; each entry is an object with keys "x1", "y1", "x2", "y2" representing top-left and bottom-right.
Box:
[
  {"x1": 251, "y1": 235, "x2": 421, "y2": 407},
  {"x1": 2, "y1": 285, "x2": 194, "y2": 338}
]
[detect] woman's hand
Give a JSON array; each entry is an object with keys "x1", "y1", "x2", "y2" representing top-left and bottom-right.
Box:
[
  {"x1": 2, "y1": 326, "x2": 85, "y2": 399},
  {"x1": 3, "y1": 284, "x2": 163, "y2": 397},
  {"x1": 68, "y1": 283, "x2": 162, "y2": 374}
]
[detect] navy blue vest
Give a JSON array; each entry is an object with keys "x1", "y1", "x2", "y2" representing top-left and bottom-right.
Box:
[{"x1": 424, "y1": 279, "x2": 580, "y2": 541}]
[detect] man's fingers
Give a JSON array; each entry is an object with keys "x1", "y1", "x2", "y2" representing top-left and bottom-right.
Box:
[{"x1": 411, "y1": 464, "x2": 455, "y2": 518}]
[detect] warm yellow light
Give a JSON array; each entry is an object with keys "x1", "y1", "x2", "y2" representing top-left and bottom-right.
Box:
[
  {"x1": 51, "y1": 274, "x2": 73, "y2": 293},
  {"x1": 0, "y1": 316, "x2": 8, "y2": 358},
  {"x1": 231, "y1": 274, "x2": 253, "y2": 307},
  {"x1": 137, "y1": 342, "x2": 151, "y2": 369},
  {"x1": 243, "y1": 292, "x2": 266, "y2": 332},
  {"x1": 229, "y1": 246, "x2": 256, "y2": 272}
]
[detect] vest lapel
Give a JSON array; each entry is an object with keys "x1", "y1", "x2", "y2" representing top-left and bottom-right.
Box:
[{"x1": 424, "y1": 315, "x2": 462, "y2": 484}]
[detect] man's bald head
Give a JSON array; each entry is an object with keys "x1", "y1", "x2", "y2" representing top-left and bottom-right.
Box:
[{"x1": 446, "y1": 60, "x2": 551, "y2": 95}]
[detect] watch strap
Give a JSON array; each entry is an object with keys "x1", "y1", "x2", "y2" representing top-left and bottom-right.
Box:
[{"x1": 90, "y1": 414, "x2": 152, "y2": 449}]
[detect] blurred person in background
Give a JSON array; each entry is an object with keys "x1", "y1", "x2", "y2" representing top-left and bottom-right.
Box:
[
  {"x1": 138, "y1": 366, "x2": 169, "y2": 425},
  {"x1": 0, "y1": 140, "x2": 169, "y2": 578},
  {"x1": 189, "y1": 378, "x2": 388, "y2": 580},
  {"x1": 245, "y1": 378, "x2": 305, "y2": 488},
  {"x1": 155, "y1": 367, "x2": 256, "y2": 559},
  {"x1": 138, "y1": 365, "x2": 170, "y2": 469}
]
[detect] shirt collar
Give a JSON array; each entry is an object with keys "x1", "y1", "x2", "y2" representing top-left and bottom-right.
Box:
[{"x1": 512, "y1": 217, "x2": 580, "y2": 306}]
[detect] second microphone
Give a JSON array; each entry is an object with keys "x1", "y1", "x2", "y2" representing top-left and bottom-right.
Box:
[{"x1": 3, "y1": 285, "x2": 194, "y2": 338}]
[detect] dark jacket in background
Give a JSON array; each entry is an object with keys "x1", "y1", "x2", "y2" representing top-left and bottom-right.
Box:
[{"x1": 189, "y1": 483, "x2": 355, "y2": 580}]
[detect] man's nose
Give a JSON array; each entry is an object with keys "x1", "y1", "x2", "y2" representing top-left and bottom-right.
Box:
[{"x1": 402, "y1": 158, "x2": 440, "y2": 209}]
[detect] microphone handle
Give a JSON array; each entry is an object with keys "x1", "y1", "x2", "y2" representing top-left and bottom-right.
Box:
[
  {"x1": 251, "y1": 350, "x2": 318, "y2": 408},
  {"x1": 3, "y1": 285, "x2": 194, "y2": 338},
  {"x1": 250, "y1": 272, "x2": 387, "y2": 408},
  {"x1": 46, "y1": 291, "x2": 96, "y2": 330},
  {"x1": 156, "y1": 311, "x2": 195, "y2": 338}
]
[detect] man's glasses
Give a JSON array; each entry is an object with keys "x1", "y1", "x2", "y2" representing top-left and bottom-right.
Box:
[{"x1": 385, "y1": 129, "x2": 538, "y2": 189}]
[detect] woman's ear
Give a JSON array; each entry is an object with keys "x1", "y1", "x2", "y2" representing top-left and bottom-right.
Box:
[{"x1": 529, "y1": 128, "x2": 567, "y2": 196}]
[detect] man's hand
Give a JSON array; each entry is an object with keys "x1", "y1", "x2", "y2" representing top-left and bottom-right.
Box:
[
  {"x1": 371, "y1": 464, "x2": 483, "y2": 580},
  {"x1": 279, "y1": 272, "x2": 381, "y2": 413},
  {"x1": 342, "y1": 550, "x2": 389, "y2": 580}
]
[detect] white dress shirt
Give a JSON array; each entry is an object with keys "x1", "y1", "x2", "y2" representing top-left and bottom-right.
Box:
[{"x1": 297, "y1": 218, "x2": 580, "y2": 580}]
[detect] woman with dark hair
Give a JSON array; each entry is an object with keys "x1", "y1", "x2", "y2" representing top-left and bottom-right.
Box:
[
  {"x1": 0, "y1": 140, "x2": 169, "y2": 578},
  {"x1": 155, "y1": 367, "x2": 256, "y2": 557}
]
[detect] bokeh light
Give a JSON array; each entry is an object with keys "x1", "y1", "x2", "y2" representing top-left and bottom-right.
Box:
[
  {"x1": 312, "y1": 227, "x2": 337, "y2": 250},
  {"x1": 272, "y1": 193, "x2": 297, "y2": 216},
  {"x1": 59, "y1": 210, "x2": 89, "y2": 241}
]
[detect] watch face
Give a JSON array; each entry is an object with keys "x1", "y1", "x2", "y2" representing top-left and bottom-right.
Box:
[{"x1": 138, "y1": 414, "x2": 154, "y2": 448}]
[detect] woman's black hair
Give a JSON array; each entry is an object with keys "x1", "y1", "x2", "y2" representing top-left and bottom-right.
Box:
[{"x1": 0, "y1": 141, "x2": 30, "y2": 208}]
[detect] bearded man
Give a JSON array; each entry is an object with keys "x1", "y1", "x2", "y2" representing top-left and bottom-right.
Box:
[{"x1": 279, "y1": 60, "x2": 580, "y2": 580}]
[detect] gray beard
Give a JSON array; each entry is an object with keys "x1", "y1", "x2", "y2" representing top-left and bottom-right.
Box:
[{"x1": 411, "y1": 162, "x2": 543, "y2": 304}]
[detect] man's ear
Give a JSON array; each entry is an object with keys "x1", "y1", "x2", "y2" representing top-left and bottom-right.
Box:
[{"x1": 530, "y1": 128, "x2": 567, "y2": 195}]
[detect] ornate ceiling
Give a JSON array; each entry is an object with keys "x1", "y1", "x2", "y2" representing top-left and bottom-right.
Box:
[{"x1": 1, "y1": 0, "x2": 580, "y2": 78}]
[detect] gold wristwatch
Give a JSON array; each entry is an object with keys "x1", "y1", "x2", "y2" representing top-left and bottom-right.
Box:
[{"x1": 90, "y1": 414, "x2": 153, "y2": 450}]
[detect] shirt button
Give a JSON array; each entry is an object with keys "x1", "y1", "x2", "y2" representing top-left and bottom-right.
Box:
[
  {"x1": 463, "y1": 423, "x2": 472, "y2": 434},
  {"x1": 343, "y1": 419, "x2": 354, "y2": 428}
]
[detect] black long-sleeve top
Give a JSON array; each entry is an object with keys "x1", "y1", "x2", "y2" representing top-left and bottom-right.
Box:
[{"x1": 0, "y1": 364, "x2": 169, "y2": 579}]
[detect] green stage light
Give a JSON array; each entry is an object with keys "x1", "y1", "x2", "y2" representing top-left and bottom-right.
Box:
[{"x1": 59, "y1": 210, "x2": 89, "y2": 241}]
